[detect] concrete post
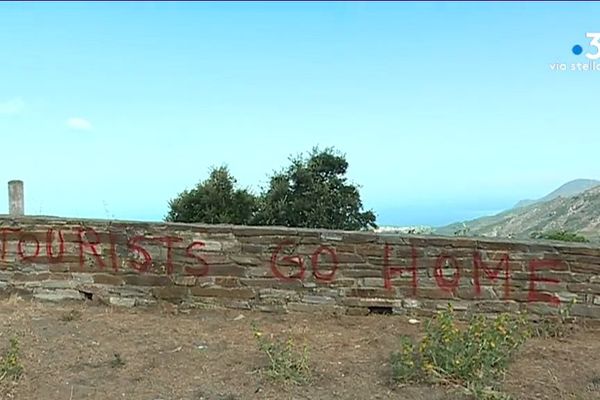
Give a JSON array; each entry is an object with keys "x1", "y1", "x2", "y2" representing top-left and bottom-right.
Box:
[{"x1": 8, "y1": 180, "x2": 24, "y2": 216}]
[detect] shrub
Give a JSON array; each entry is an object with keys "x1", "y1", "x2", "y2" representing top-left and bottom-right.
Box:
[
  {"x1": 0, "y1": 337, "x2": 23, "y2": 381},
  {"x1": 532, "y1": 298, "x2": 577, "y2": 338},
  {"x1": 110, "y1": 353, "x2": 126, "y2": 368},
  {"x1": 60, "y1": 309, "x2": 82, "y2": 322},
  {"x1": 251, "y1": 322, "x2": 311, "y2": 384},
  {"x1": 252, "y1": 147, "x2": 377, "y2": 230},
  {"x1": 391, "y1": 305, "x2": 531, "y2": 398},
  {"x1": 530, "y1": 230, "x2": 589, "y2": 243},
  {"x1": 166, "y1": 147, "x2": 378, "y2": 231},
  {"x1": 165, "y1": 165, "x2": 258, "y2": 225}
]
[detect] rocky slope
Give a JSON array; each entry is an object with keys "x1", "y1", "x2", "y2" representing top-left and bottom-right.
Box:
[
  {"x1": 513, "y1": 179, "x2": 600, "y2": 208},
  {"x1": 437, "y1": 181, "x2": 600, "y2": 241}
]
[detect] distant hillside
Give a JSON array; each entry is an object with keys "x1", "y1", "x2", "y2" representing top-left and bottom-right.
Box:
[
  {"x1": 437, "y1": 180, "x2": 600, "y2": 241},
  {"x1": 513, "y1": 179, "x2": 600, "y2": 209}
]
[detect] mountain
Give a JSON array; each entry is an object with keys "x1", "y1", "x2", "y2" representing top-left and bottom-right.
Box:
[
  {"x1": 437, "y1": 179, "x2": 600, "y2": 241},
  {"x1": 512, "y1": 179, "x2": 600, "y2": 209}
]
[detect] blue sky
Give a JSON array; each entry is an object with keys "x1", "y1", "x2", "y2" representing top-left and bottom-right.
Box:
[{"x1": 1, "y1": 2, "x2": 599, "y2": 227}]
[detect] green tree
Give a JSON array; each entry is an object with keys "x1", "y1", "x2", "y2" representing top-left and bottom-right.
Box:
[
  {"x1": 254, "y1": 147, "x2": 377, "y2": 230},
  {"x1": 165, "y1": 166, "x2": 258, "y2": 224}
]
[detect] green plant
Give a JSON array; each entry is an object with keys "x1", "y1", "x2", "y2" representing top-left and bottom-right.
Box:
[
  {"x1": 166, "y1": 147, "x2": 377, "y2": 231},
  {"x1": 251, "y1": 322, "x2": 311, "y2": 384},
  {"x1": 586, "y1": 376, "x2": 600, "y2": 392},
  {"x1": 390, "y1": 336, "x2": 420, "y2": 382},
  {"x1": 110, "y1": 353, "x2": 125, "y2": 368},
  {"x1": 530, "y1": 230, "x2": 589, "y2": 243},
  {"x1": 0, "y1": 337, "x2": 23, "y2": 381},
  {"x1": 252, "y1": 146, "x2": 377, "y2": 230},
  {"x1": 532, "y1": 298, "x2": 577, "y2": 338},
  {"x1": 60, "y1": 309, "x2": 82, "y2": 322},
  {"x1": 391, "y1": 305, "x2": 531, "y2": 398},
  {"x1": 166, "y1": 165, "x2": 259, "y2": 225}
]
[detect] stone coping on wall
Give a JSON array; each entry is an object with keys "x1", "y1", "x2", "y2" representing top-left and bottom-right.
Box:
[{"x1": 1, "y1": 214, "x2": 599, "y2": 248}]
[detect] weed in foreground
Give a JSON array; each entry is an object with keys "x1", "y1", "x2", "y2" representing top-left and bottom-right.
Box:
[
  {"x1": 251, "y1": 321, "x2": 311, "y2": 384},
  {"x1": 110, "y1": 353, "x2": 126, "y2": 368},
  {"x1": 0, "y1": 337, "x2": 23, "y2": 382},
  {"x1": 391, "y1": 305, "x2": 531, "y2": 399},
  {"x1": 531, "y1": 298, "x2": 577, "y2": 339},
  {"x1": 60, "y1": 309, "x2": 82, "y2": 322},
  {"x1": 586, "y1": 376, "x2": 600, "y2": 392}
]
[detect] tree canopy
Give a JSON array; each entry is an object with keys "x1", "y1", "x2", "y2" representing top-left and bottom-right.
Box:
[
  {"x1": 165, "y1": 147, "x2": 377, "y2": 231},
  {"x1": 165, "y1": 166, "x2": 257, "y2": 225},
  {"x1": 254, "y1": 147, "x2": 377, "y2": 230}
]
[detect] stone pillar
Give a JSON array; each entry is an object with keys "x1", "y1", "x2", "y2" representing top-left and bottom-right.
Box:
[{"x1": 8, "y1": 180, "x2": 24, "y2": 216}]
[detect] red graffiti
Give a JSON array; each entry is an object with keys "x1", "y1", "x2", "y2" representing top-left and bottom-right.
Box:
[
  {"x1": 434, "y1": 254, "x2": 460, "y2": 293},
  {"x1": 184, "y1": 241, "x2": 210, "y2": 276},
  {"x1": 127, "y1": 236, "x2": 153, "y2": 273},
  {"x1": 75, "y1": 227, "x2": 106, "y2": 270},
  {"x1": 46, "y1": 228, "x2": 65, "y2": 263},
  {"x1": 382, "y1": 243, "x2": 418, "y2": 295},
  {"x1": 0, "y1": 224, "x2": 576, "y2": 307},
  {"x1": 126, "y1": 236, "x2": 183, "y2": 275},
  {"x1": 528, "y1": 258, "x2": 562, "y2": 306},
  {"x1": 310, "y1": 245, "x2": 338, "y2": 282},
  {"x1": 270, "y1": 240, "x2": 306, "y2": 281},
  {"x1": 270, "y1": 242, "x2": 339, "y2": 282},
  {"x1": 0, "y1": 228, "x2": 21, "y2": 262},
  {"x1": 473, "y1": 252, "x2": 511, "y2": 299},
  {"x1": 17, "y1": 233, "x2": 40, "y2": 261}
]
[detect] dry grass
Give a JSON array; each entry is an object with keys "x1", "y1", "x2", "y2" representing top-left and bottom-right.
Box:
[{"x1": 0, "y1": 297, "x2": 597, "y2": 400}]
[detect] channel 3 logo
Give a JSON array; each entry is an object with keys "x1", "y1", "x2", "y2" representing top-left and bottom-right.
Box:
[{"x1": 572, "y1": 33, "x2": 600, "y2": 60}]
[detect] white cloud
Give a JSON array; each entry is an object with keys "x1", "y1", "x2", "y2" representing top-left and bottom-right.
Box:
[
  {"x1": 0, "y1": 97, "x2": 25, "y2": 115},
  {"x1": 66, "y1": 117, "x2": 92, "y2": 130}
]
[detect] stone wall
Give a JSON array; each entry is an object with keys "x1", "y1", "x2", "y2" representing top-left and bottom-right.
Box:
[{"x1": 0, "y1": 216, "x2": 599, "y2": 319}]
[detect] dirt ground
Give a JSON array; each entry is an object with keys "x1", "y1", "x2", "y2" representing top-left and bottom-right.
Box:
[{"x1": 0, "y1": 298, "x2": 599, "y2": 400}]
